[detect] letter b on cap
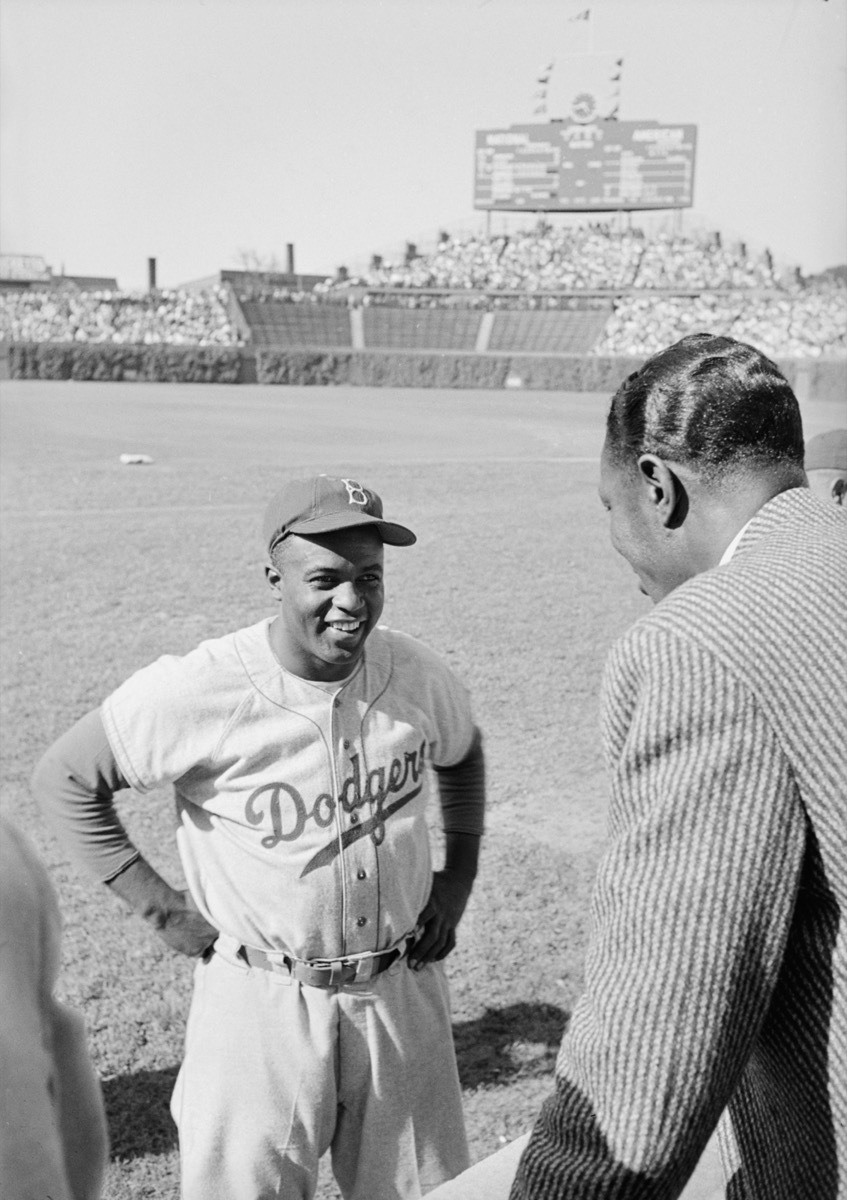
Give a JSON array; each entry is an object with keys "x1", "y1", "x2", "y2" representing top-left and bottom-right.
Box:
[{"x1": 342, "y1": 479, "x2": 368, "y2": 507}]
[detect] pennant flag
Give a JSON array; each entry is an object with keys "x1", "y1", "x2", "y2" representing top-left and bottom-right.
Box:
[{"x1": 570, "y1": 7, "x2": 590, "y2": 20}]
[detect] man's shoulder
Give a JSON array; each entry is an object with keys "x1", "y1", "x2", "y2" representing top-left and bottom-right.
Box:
[
  {"x1": 369, "y1": 625, "x2": 457, "y2": 674},
  {"x1": 366, "y1": 626, "x2": 469, "y2": 699},
  {"x1": 106, "y1": 620, "x2": 271, "y2": 707}
]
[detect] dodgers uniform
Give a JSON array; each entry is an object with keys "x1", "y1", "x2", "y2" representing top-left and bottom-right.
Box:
[
  {"x1": 41, "y1": 617, "x2": 479, "y2": 1199},
  {"x1": 34, "y1": 474, "x2": 485, "y2": 1199}
]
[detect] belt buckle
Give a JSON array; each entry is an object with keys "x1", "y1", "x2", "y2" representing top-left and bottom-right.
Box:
[
  {"x1": 334, "y1": 956, "x2": 375, "y2": 986},
  {"x1": 326, "y1": 960, "x2": 354, "y2": 987},
  {"x1": 311, "y1": 949, "x2": 395, "y2": 988},
  {"x1": 351, "y1": 955, "x2": 378, "y2": 984},
  {"x1": 310, "y1": 957, "x2": 360, "y2": 988}
]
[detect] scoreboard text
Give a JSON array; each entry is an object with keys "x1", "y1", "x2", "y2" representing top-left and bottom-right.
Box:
[{"x1": 474, "y1": 120, "x2": 697, "y2": 212}]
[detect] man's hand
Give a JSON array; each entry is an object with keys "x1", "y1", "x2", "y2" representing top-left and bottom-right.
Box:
[
  {"x1": 408, "y1": 867, "x2": 475, "y2": 970},
  {"x1": 155, "y1": 889, "x2": 219, "y2": 958},
  {"x1": 107, "y1": 857, "x2": 218, "y2": 958}
]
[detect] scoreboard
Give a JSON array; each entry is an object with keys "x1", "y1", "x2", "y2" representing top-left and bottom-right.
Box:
[{"x1": 474, "y1": 120, "x2": 697, "y2": 212}]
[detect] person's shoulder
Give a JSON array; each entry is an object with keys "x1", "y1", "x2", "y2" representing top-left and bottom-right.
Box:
[
  {"x1": 112, "y1": 620, "x2": 268, "y2": 696},
  {"x1": 164, "y1": 620, "x2": 263, "y2": 673},
  {"x1": 367, "y1": 627, "x2": 470, "y2": 701},
  {"x1": 370, "y1": 625, "x2": 457, "y2": 674}
]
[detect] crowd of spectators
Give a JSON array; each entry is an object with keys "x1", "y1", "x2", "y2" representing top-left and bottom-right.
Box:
[
  {"x1": 306, "y1": 222, "x2": 842, "y2": 355},
  {"x1": 594, "y1": 288, "x2": 847, "y2": 358},
  {"x1": 1, "y1": 224, "x2": 844, "y2": 357},
  {"x1": 0, "y1": 285, "x2": 242, "y2": 346},
  {"x1": 316, "y1": 223, "x2": 783, "y2": 295}
]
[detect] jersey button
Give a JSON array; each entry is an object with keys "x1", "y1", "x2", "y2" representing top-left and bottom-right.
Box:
[
  {"x1": 343, "y1": 739, "x2": 351, "y2": 749},
  {"x1": 350, "y1": 812, "x2": 359, "y2": 824},
  {"x1": 357, "y1": 869, "x2": 367, "y2": 880},
  {"x1": 356, "y1": 916, "x2": 367, "y2": 927}
]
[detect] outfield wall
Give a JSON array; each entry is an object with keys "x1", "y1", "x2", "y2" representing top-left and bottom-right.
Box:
[{"x1": 4, "y1": 342, "x2": 846, "y2": 402}]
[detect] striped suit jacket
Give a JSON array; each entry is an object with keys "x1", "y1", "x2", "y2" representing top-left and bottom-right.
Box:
[{"x1": 512, "y1": 488, "x2": 847, "y2": 1199}]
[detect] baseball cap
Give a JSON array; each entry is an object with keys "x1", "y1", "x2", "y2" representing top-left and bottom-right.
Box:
[
  {"x1": 263, "y1": 475, "x2": 416, "y2": 553},
  {"x1": 805, "y1": 428, "x2": 847, "y2": 471}
]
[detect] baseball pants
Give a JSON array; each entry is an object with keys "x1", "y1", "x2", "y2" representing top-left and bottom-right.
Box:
[{"x1": 170, "y1": 933, "x2": 470, "y2": 1200}]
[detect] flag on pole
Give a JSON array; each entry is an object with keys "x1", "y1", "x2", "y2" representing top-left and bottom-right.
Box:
[{"x1": 570, "y1": 7, "x2": 590, "y2": 20}]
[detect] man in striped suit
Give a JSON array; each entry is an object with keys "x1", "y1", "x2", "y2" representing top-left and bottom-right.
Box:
[{"x1": 430, "y1": 334, "x2": 846, "y2": 1199}]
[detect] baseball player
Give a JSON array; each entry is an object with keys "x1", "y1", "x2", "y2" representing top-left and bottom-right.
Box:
[{"x1": 32, "y1": 474, "x2": 486, "y2": 1200}]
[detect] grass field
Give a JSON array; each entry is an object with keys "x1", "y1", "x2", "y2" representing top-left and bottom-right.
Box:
[{"x1": 0, "y1": 380, "x2": 839, "y2": 1198}]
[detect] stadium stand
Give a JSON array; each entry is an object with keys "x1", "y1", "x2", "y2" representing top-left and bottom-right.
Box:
[
  {"x1": 316, "y1": 224, "x2": 782, "y2": 295},
  {"x1": 240, "y1": 301, "x2": 352, "y2": 348},
  {"x1": 0, "y1": 286, "x2": 241, "y2": 346},
  {"x1": 488, "y1": 308, "x2": 612, "y2": 355},
  {"x1": 596, "y1": 289, "x2": 847, "y2": 358},
  {"x1": 362, "y1": 308, "x2": 481, "y2": 351},
  {"x1": 2, "y1": 224, "x2": 844, "y2": 361}
]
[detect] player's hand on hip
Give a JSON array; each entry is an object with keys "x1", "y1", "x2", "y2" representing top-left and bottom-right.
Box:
[
  {"x1": 158, "y1": 889, "x2": 219, "y2": 958},
  {"x1": 408, "y1": 869, "x2": 473, "y2": 970},
  {"x1": 107, "y1": 856, "x2": 219, "y2": 957}
]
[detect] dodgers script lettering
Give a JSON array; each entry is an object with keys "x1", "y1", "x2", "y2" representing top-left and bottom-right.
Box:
[{"x1": 244, "y1": 740, "x2": 431, "y2": 876}]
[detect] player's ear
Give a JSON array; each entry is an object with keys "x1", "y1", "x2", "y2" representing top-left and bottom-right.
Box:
[
  {"x1": 832, "y1": 477, "x2": 846, "y2": 506},
  {"x1": 636, "y1": 454, "x2": 687, "y2": 529},
  {"x1": 265, "y1": 559, "x2": 283, "y2": 599}
]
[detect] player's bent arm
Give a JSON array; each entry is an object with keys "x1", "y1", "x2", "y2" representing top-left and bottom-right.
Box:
[
  {"x1": 408, "y1": 729, "x2": 485, "y2": 968},
  {"x1": 31, "y1": 708, "x2": 139, "y2": 882},
  {"x1": 435, "y1": 723, "x2": 485, "y2": 896},
  {"x1": 107, "y1": 857, "x2": 218, "y2": 958},
  {"x1": 434, "y1": 725, "x2": 486, "y2": 839},
  {"x1": 32, "y1": 709, "x2": 218, "y2": 958}
]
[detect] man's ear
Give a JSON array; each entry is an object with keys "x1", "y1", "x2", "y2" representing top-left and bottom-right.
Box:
[
  {"x1": 265, "y1": 560, "x2": 283, "y2": 599},
  {"x1": 636, "y1": 454, "x2": 687, "y2": 528}
]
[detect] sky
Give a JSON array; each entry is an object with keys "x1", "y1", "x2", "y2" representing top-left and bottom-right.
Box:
[{"x1": 1, "y1": 0, "x2": 845, "y2": 290}]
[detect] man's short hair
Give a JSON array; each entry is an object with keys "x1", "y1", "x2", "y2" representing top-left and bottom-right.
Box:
[{"x1": 604, "y1": 334, "x2": 805, "y2": 484}]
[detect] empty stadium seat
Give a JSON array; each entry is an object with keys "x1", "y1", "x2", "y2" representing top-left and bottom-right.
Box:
[
  {"x1": 240, "y1": 302, "x2": 352, "y2": 347},
  {"x1": 362, "y1": 308, "x2": 482, "y2": 351},
  {"x1": 488, "y1": 308, "x2": 612, "y2": 354}
]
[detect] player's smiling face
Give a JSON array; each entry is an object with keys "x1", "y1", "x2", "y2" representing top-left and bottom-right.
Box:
[{"x1": 266, "y1": 528, "x2": 385, "y2": 682}]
